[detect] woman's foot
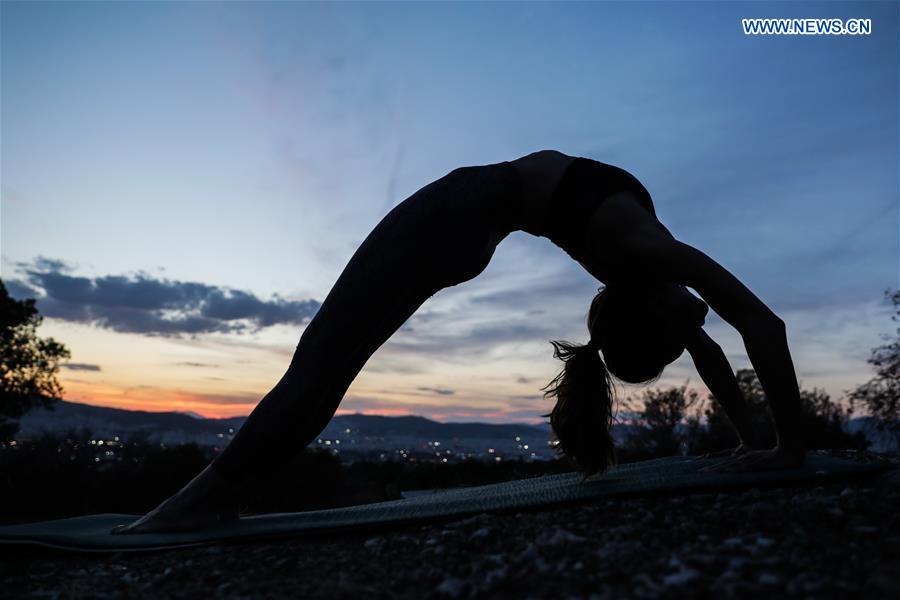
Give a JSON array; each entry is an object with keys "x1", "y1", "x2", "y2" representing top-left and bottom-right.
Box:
[{"x1": 111, "y1": 464, "x2": 239, "y2": 534}]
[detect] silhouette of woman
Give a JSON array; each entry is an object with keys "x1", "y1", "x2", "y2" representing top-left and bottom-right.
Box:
[{"x1": 113, "y1": 149, "x2": 806, "y2": 533}]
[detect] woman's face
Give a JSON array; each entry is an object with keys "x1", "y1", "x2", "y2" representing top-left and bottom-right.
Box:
[
  {"x1": 591, "y1": 281, "x2": 709, "y2": 379},
  {"x1": 616, "y1": 282, "x2": 709, "y2": 365},
  {"x1": 643, "y1": 282, "x2": 708, "y2": 363},
  {"x1": 646, "y1": 283, "x2": 708, "y2": 329}
]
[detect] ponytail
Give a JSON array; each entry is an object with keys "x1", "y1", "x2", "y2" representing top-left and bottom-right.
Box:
[{"x1": 541, "y1": 339, "x2": 617, "y2": 480}]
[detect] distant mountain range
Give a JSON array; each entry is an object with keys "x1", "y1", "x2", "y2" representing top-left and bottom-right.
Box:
[
  {"x1": 17, "y1": 400, "x2": 247, "y2": 446},
  {"x1": 16, "y1": 400, "x2": 554, "y2": 439},
  {"x1": 14, "y1": 400, "x2": 562, "y2": 459},
  {"x1": 14, "y1": 400, "x2": 897, "y2": 456}
]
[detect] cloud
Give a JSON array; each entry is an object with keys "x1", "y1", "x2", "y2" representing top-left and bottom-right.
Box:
[
  {"x1": 175, "y1": 362, "x2": 221, "y2": 368},
  {"x1": 8, "y1": 258, "x2": 321, "y2": 338},
  {"x1": 60, "y1": 363, "x2": 101, "y2": 372},
  {"x1": 3, "y1": 278, "x2": 40, "y2": 300},
  {"x1": 340, "y1": 395, "x2": 543, "y2": 423},
  {"x1": 416, "y1": 386, "x2": 455, "y2": 396},
  {"x1": 382, "y1": 320, "x2": 556, "y2": 364}
]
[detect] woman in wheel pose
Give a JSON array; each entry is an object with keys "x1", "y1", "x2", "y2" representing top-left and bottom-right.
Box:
[{"x1": 115, "y1": 149, "x2": 805, "y2": 533}]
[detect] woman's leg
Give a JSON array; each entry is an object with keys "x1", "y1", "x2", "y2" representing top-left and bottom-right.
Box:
[
  {"x1": 209, "y1": 254, "x2": 446, "y2": 489},
  {"x1": 111, "y1": 161, "x2": 522, "y2": 532},
  {"x1": 210, "y1": 161, "x2": 522, "y2": 489}
]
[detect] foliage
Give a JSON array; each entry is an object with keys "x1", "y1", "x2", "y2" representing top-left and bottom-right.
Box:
[
  {"x1": 0, "y1": 430, "x2": 209, "y2": 523},
  {"x1": 623, "y1": 369, "x2": 868, "y2": 461},
  {"x1": 799, "y1": 386, "x2": 867, "y2": 450},
  {"x1": 849, "y1": 288, "x2": 900, "y2": 449},
  {"x1": 684, "y1": 369, "x2": 779, "y2": 455},
  {"x1": 0, "y1": 280, "x2": 71, "y2": 441},
  {"x1": 620, "y1": 385, "x2": 700, "y2": 459},
  {"x1": 0, "y1": 431, "x2": 571, "y2": 524}
]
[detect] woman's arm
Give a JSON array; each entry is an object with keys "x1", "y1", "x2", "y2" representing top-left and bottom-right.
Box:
[
  {"x1": 607, "y1": 223, "x2": 807, "y2": 467},
  {"x1": 684, "y1": 327, "x2": 765, "y2": 450}
]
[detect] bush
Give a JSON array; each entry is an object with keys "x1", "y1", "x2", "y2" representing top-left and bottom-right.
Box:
[
  {"x1": 622, "y1": 370, "x2": 868, "y2": 461},
  {"x1": 619, "y1": 385, "x2": 699, "y2": 461},
  {"x1": 849, "y1": 288, "x2": 900, "y2": 451},
  {"x1": 0, "y1": 431, "x2": 572, "y2": 524}
]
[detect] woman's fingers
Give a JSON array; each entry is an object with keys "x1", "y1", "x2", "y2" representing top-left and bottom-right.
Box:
[
  {"x1": 110, "y1": 519, "x2": 145, "y2": 535},
  {"x1": 700, "y1": 452, "x2": 766, "y2": 472},
  {"x1": 699, "y1": 448, "x2": 801, "y2": 473},
  {"x1": 110, "y1": 523, "x2": 137, "y2": 535},
  {"x1": 689, "y1": 447, "x2": 742, "y2": 461}
]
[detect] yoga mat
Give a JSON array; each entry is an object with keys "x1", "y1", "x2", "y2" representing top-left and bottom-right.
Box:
[{"x1": 0, "y1": 455, "x2": 890, "y2": 553}]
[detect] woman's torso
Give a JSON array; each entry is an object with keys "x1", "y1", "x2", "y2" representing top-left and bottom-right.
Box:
[{"x1": 512, "y1": 152, "x2": 659, "y2": 270}]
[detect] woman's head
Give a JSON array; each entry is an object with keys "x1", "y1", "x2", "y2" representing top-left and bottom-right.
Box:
[
  {"x1": 542, "y1": 280, "x2": 708, "y2": 478},
  {"x1": 592, "y1": 280, "x2": 708, "y2": 383}
]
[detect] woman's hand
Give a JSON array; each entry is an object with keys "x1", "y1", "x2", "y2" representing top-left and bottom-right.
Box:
[
  {"x1": 608, "y1": 232, "x2": 807, "y2": 466},
  {"x1": 698, "y1": 446, "x2": 805, "y2": 473},
  {"x1": 689, "y1": 443, "x2": 756, "y2": 461}
]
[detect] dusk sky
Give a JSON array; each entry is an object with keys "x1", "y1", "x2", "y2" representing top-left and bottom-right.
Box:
[{"x1": 2, "y1": 2, "x2": 897, "y2": 423}]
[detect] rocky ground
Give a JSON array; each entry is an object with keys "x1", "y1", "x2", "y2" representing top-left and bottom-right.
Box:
[{"x1": 3, "y1": 452, "x2": 899, "y2": 599}]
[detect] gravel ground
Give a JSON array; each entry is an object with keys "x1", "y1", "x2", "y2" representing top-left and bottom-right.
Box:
[{"x1": 4, "y1": 454, "x2": 899, "y2": 599}]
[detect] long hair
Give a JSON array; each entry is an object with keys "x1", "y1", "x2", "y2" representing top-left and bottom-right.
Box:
[
  {"x1": 540, "y1": 338, "x2": 616, "y2": 480},
  {"x1": 542, "y1": 284, "x2": 675, "y2": 479}
]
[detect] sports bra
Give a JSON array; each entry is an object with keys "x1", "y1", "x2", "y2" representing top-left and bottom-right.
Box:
[{"x1": 540, "y1": 157, "x2": 657, "y2": 261}]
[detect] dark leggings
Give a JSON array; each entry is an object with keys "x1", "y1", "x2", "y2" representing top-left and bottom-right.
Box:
[{"x1": 211, "y1": 160, "x2": 523, "y2": 487}]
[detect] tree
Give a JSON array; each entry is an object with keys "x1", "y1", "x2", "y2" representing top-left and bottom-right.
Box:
[
  {"x1": 849, "y1": 288, "x2": 900, "y2": 449},
  {"x1": 699, "y1": 369, "x2": 865, "y2": 452},
  {"x1": 683, "y1": 368, "x2": 866, "y2": 455},
  {"x1": 0, "y1": 279, "x2": 71, "y2": 441},
  {"x1": 623, "y1": 384, "x2": 700, "y2": 458},
  {"x1": 798, "y1": 386, "x2": 868, "y2": 451},
  {"x1": 614, "y1": 366, "x2": 868, "y2": 461}
]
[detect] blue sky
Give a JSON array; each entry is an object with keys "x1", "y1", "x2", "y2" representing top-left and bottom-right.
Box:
[{"x1": 2, "y1": 1, "x2": 897, "y2": 421}]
